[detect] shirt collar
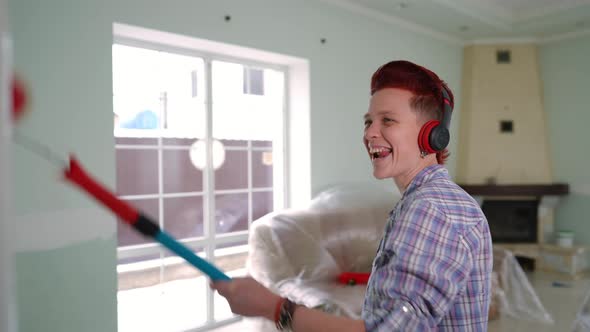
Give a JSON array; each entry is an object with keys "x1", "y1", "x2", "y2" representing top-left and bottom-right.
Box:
[{"x1": 402, "y1": 164, "x2": 449, "y2": 199}]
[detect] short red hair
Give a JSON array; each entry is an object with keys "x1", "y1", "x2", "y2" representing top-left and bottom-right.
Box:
[{"x1": 370, "y1": 60, "x2": 454, "y2": 164}]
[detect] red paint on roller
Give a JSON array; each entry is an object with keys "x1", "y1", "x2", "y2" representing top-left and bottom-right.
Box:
[
  {"x1": 63, "y1": 156, "x2": 139, "y2": 224},
  {"x1": 12, "y1": 77, "x2": 27, "y2": 121}
]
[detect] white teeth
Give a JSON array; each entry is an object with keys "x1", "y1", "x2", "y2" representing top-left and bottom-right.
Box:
[
  {"x1": 369, "y1": 146, "x2": 392, "y2": 161},
  {"x1": 369, "y1": 147, "x2": 388, "y2": 154}
]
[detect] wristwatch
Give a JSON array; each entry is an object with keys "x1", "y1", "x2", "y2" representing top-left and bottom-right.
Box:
[{"x1": 275, "y1": 298, "x2": 298, "y2": 331}]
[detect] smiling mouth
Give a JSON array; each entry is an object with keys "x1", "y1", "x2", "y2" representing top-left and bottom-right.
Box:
[{"x1": 369, "y1": 147, "x2": 393, "y2": 161}]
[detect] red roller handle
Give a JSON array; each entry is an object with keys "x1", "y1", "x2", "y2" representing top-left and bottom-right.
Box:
[{"x1": 63, "y1": 156, "x2": 139, "y2": 224}]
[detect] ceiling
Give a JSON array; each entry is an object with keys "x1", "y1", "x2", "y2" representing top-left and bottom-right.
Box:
[{"x1": 324, "y1": 0, "x2": 590, "y2": 43}]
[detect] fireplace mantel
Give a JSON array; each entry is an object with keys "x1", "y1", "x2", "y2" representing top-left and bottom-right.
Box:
[{"x1": 457, "y1": 183, "x2": 569, "y2": 197}]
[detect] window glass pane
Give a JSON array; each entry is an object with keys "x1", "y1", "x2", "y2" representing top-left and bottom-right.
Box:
[
  {"x1": 116, "y1": 149, "x2": 159, "y2": 196},
  {"x1": 113, "y1": 44, "x2": 163, "y2": 137},
  {"x1": 252, "y1": 140, "x2": 272, "y2": 148},
  {"x1": 215, "y1": 150, "x2": 247, "y2": 190},
  {"x1": 243, "y1": 67, "x2": 264, "y2": 96},
  {"x1": 219, "y1": 139, "x2": 247, "y2": 147},
  {"x1": 158, "y1": 50, "x2": 206, "y2": 138},
  {"x1": 117, "y1": 198, "x2": 159, "y2": 247},
  {"x1": 212, "y1": 60, "x2": 284, "y2": 143},
  {"x1": 250, "y1": 68, "x2": 264, "y2": 95},
  {"x1": 113, "y1": 44, "x2": 161, "y2": 101},
  {"x1": 115, "y1": 137, "x2": 157, "y2": 145},
  {"x1": 162, "y1": 137, "x2": 194, "y2": 146},
  {"x1": 113, "y1": 44, "x2": 206, "y2": 140},
  {"x1": 113, "y1": 94, "x2": 162, "y2": 133},
  {"x1": 252, "y1": 191, "x2": 274, "y2": 222},
  {"x1": 215, "y1": 193, "x2": 248, "y2": 234},
  {"x1": 163, "y1": 196, "x2": 204, "y2": 239},
  {"x1": 252, "y1": 150, "x2": 273, "y2": 188},
  {"x1": 162, "y1": 149, "x2": 203, "y2": 193}
]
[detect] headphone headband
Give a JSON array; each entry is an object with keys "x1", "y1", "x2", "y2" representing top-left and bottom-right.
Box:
[{"x1": 440, "y1": 86, "x2": 453, "y2": 130}]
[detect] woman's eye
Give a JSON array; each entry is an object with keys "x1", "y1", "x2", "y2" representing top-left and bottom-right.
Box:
[
  {"x1": 383, "y1": 118, "x2": 394, "y2": 123},
  {"x1": 364, "y1": 120, "x2": 371, "y2": 127}
]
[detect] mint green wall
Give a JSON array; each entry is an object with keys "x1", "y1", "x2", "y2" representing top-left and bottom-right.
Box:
[
  {"x1": 9, "y1": 1, "x2": 119, "y2": 331},
  {"x1": 540, "y1": 35, "x2": 590, "y2": 245},
  {"x1": 10, "y1": 1, "x2": 115, "y2": 214},
  {"x1": 109, "y1": 0, "x2": 464, "y2": 191},
  {"x1": 8, "y1": 0, "x2": 462, "y2": 330},
  {"x1": 16, "y1": 239, "x2": 117, "y2": 332}
]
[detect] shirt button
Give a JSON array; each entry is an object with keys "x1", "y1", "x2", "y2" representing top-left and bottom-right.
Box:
[{"x1": 402, "y1": 306, "x2": 409, "y2": 313}]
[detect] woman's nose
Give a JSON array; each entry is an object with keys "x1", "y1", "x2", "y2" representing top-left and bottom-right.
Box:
[{"x1": 364, "y1": 122, "x2": 379, "y2": 140}]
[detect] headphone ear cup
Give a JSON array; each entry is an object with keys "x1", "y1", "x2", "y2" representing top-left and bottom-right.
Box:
[
  {"x1": 429, "y1": 126, "x2": 450, "y2": 151},
  {"x1": 418, "y1": 120, "x2": 439, "y2": 154}
]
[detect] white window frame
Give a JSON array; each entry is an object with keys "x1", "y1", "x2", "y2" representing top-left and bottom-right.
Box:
[
  {"x1": 113, "y1": 39, "x2": 287, "y2": 254},
  {"x1": 114, "y1": 22, "x2": 311, "y2": 209}
]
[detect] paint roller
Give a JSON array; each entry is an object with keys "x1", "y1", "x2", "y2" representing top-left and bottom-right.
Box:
[
  {"x1": 11, "y1": 77, "x2": 230, "y2": 281},
  {"x1": 63, "y1": 156, "x2": 230, "y2": 281}
]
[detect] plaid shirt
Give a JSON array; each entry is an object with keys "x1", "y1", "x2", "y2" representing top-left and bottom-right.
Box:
[{"x1": 362, "y1": 165, "x2": 492, "y2": 331}]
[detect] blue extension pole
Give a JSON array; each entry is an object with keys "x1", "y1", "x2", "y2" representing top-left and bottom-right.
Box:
[
  {"x1": 60, "y1": 156, "x2": 231, "y2": 282},
  {"x1": 155, "y1": 230, "x2": 231, "y2": 281}
]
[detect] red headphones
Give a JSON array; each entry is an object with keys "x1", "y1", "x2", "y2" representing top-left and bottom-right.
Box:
[{"x1": 417, "y1": 86, "x2": 453, "y2": 156}]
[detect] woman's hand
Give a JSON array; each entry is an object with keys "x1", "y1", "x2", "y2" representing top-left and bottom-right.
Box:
[{"x1": 211, "y1": 277, "x2": 281, "y2": 320}]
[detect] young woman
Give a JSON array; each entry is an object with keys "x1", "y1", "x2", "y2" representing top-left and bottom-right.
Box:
[{"x1": 212, "y1": 60, "x2": 493, "y2": 332}]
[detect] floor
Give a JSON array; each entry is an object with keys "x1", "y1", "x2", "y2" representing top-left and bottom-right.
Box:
[
  {"x1": 487, "y1": 271, "x2": 590, "y2": 332},
  {"x1": 209, "y1": 271, "x2": 590, "y2": 332}
]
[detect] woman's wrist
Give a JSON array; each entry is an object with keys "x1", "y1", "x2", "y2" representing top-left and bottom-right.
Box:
[
  {"x1": 267, "y1": 294, "x2": 283, "y2": 321},
  {"x1": 275, "y1": 297, "x2": 300, "y2": 331}
]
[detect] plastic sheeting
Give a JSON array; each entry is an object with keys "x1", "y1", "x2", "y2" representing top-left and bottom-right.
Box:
[
  {"x1": 492, "y1": 247, "x2": 553, "y2": 324},
  {"x1": 248, "y1": 185, "x2": 554, "y2": 326},
  {"x1": 572, "y1": 290, "x2": 590, "y2": 331},
  {"x1": 247, "y1": 184, "x2": 399, "y2": 318},
  {"x1": 308, "y1": 183, "x2": 401, "y2": 211}
]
